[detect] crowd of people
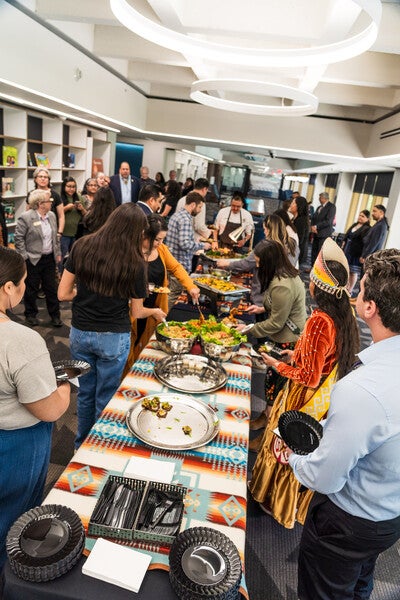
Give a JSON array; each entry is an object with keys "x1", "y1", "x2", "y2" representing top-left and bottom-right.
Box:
[{"x1": 0, "y1": 160, "x2": 399, "y2": 599}]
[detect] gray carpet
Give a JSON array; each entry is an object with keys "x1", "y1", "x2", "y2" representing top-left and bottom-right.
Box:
[{"x1": 8, "y1": 269, "x2": 400, "y2": 600}]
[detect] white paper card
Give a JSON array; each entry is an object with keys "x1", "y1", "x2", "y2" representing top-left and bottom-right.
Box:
[
  {"x1": 82, "y1": 538, "x2": 152, "y2": 593},
  {"x1": 123, "y1": 456, "x2": 175, "y2": 484}
]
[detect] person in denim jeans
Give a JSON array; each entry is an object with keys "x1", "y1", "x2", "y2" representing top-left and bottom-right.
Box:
[{"x1": 59, "y1": 204, "x2": 163, "y2": 449}]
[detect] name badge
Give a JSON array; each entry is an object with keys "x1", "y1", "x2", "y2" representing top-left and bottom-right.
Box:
[{"x1": 33, "y1": 221, "x2": 41, "y2": 226}]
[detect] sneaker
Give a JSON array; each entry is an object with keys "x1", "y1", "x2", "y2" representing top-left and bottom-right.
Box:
[
  {"x1": 50, "y1": 317, "x2": 63, "y2": 327},
  {"x1": 25, "y1": 316, "x2": 39, "y2": 326}
]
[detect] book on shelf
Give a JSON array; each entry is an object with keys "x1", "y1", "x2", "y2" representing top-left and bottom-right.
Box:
[
  {"x1": 3, "y1": 203, "x2": 15, "y2": 224},
  {"x1": 92, "y1": 158, "x2": 104, "y2": 176},
  {"x1": 1, "y1": 177, "x2": 15, "y2": 197},
  {"x1": 27, "y1": 152, "x2": 33, "y2": 167},
  {"x1": 68, "y1": 153, "x2": 75, "y2": 168},
  {"x1": 2, "y1": 146, "x2": 18, "y2": 167},
  {"x1": 34, "y1": 153, "x2": 51, "y2": 168}
]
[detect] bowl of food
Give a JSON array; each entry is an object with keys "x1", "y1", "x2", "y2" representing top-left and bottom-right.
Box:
[
  {"x1": 210, "y1": 268, "x2": 231, "y2": 281},
  {"x1": 199, "y1": 323, "x2": 246, "y2": 362},
  {"x1": 155, "y1": 321, "x2": 198, "y2": 355}
]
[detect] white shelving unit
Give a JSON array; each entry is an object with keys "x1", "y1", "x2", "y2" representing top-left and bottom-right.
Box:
[{"x1": 0, "y1": 102, "x2": 111, "y2": 239}]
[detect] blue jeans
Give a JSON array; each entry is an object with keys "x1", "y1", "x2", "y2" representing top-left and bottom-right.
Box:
[
  {"x1": 0, "y1": 421, "x2": 52, "y2": 570},
  {"x1": 70, "y1": 327, "x2": 130, "y2": 448}
]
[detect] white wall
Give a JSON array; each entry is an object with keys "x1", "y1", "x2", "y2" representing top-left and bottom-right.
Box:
[{"x1": 0, "y1": 2, "x2": 147, "y2": 131}]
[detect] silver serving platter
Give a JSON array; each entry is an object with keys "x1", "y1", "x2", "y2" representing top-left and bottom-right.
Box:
[
  {"x1": 154, "y1": 354, "x2": 228, "y2": 394},
  {"x1": 192, "y1": 275, "x2": 249, "y2": 296},
  {"x1": 126, "y1": 393, "x2": 220, "y2": 450}
]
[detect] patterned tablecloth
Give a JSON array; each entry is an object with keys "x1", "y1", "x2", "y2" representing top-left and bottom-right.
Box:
[{"x1": 44, "y1": 340, "x2": 252, "y2": 598}]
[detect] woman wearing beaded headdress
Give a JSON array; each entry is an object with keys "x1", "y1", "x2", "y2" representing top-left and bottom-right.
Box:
[{"x1": 248, "y1": 238, "x2": 360, "y2": 529}]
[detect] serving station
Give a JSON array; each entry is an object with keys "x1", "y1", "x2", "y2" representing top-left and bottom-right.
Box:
[{"x1": 4, "y1": 330, "x2": 252, "y2": 599}]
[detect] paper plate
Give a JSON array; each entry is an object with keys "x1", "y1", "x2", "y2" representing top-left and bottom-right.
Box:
[
  {"x1": 278, "y1": 410, "x2": 323, "y2": 455},
  {"x1": 169, "y1": 527, "x2": 242, "y2": 600},
  {"x1": 52, "y1": 360, "x2": 91, "y2": 383},
  {"x1": 6, "y1": 504, "x2": 85, "y2": 582}
]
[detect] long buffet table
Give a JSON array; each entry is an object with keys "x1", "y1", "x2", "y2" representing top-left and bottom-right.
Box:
[{"x1": 3, "y1": 339, "x2": 252, "y2": 599}]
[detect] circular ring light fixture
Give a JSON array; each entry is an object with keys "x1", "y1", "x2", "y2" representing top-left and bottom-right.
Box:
[
  {"x1": 110, "y1": 0, "x2": 381, "y2": 68},
  {"x1": 190, "y1": 80, "x2": 319, "y2": 116}
]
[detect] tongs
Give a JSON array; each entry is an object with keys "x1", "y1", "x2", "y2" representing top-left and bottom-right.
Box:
[{"x1": 194, "y1": 301, "x2": 205, "y2": 324}]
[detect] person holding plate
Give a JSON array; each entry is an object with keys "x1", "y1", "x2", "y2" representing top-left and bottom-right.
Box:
[
  {"x1": 0, "y1": 247, "x2": 70, "y2": 570},
  {"x1": 248, "y1": 238, "x2": 359, "y2": 528},
  {"x1": 123, "y1": 214, "x2": 200, "y2": 375}
]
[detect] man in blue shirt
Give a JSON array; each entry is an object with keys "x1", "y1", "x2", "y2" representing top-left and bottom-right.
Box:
[
  {"x1": 165, "y1": 191, "x2": 210, "y2": 309},
  {"x1": 288, "y1": 248, "x2": 400, "y2": 600},
  {"x1": 109, "y1": 162, "x2": 140, "y2": 205}
]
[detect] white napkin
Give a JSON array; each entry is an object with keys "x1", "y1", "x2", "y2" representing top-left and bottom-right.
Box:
[
  {"x1": 82, "y1": 538, "x2": 151, "y2": 593},
  {"x1": 123, "y1": 456, "x2": 175, "y2": 484}
]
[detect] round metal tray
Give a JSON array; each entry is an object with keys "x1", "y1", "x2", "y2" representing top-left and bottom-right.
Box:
[
  {"x1": 52, "y1": 360, "x2": 91, "y2": 383},
  {"x1": 126, "y1": 393, "x2": 220, "y2": 450},
  {"x1": 154, "y1": 354, "x2": 228, "y2": 394}
]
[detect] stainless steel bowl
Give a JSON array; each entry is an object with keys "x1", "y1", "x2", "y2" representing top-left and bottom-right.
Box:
[
  {"x1": 199, "y1": 337, "x2": 241, "y2": 362},
  {"x1": 155, "y1": 325, "x2": 197, "y2": 355},
  {"x1": 210, "y1": 269, "x2": 231, "y2": 281}
]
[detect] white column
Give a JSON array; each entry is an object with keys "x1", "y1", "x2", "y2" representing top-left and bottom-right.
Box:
[
  {"x1": 386, "y1": 169, "x2": 400, "y2": 249},
  {"x1": 334, "y1": 172, "x2": 355, "y2": 234}
]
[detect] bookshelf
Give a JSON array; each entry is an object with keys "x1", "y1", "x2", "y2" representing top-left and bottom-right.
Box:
[{"x1": 0, "y1": 103, "x2": 111, "y2": 228}]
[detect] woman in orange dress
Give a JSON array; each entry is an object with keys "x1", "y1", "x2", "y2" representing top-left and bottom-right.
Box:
[
  {"x1": 123, "y1": 214, "x2": 200, "y2": 375},
  {"x1": 248, "y1": 238, "x2": 359, "y2": 528}
]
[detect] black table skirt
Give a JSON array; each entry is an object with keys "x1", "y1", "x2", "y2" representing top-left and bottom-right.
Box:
[{"x1": 2, "y1": 557, "x2": 179, "y2": 600}]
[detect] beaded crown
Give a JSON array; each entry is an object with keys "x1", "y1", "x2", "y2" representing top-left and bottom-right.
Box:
[{"x1": 310, "y1": 237, "x2": 350, "y2": 298}]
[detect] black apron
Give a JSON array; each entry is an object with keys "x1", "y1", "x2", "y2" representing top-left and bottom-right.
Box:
[{"x1": 219, "y1": 209, "x2": 243, "y2": 248}]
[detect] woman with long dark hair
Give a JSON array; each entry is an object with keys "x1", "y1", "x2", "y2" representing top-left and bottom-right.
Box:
[
  {"x1": 342, "y1": 209, "x2": 370, "y2": 296},
  {"x1": 60, "y1": 176, "x2": 87, "y2": 262},
  {"x1": 288, "y1": 195, "x2": 310, "y2": 265},
  {"x1": 76, "y1": 187, "x2": 116, "y2": 238},
  {"x1": 160, "y1": 179, "x2": 181, "y2": 218},
  {"x1": 81, "y1": 177, "x2": 98, "y2": 208},
  {"x1": 123, "y1": 214, "x2": 200, "y2": 374},
  {"x1": 58, "y1": 204, "x2": 160, "y2": 449},
  {"x1": 236, "y1": 240, "x2": 306, "y2": 450},
  {"x1": 248, "y1": 238, "x2": 360, "y2": 528},
  {"x1": 0, "y1": 247, "x2": 70, "y2": 569}
]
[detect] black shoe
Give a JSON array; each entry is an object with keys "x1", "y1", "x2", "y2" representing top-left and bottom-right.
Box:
[
  {"x1": 50, "y1": 317, "x2": 63, "y2": 328},
  {"x1": 26, "y1": 316, "x2": 39, "y2": 327},
  {"x1": 37, "y1": 290, "x2": 46, "y2": 299}
]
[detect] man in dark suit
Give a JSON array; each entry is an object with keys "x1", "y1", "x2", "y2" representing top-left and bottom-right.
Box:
[
  {"x1": 109, "y1": 161, "x2": 140, "y2": 205},
  {"x1": 310, "y1": 192, "x2": 336, "y2": 265},
  {"x1": 136, "y1": 184, "x2": 163, "y2": 215}
]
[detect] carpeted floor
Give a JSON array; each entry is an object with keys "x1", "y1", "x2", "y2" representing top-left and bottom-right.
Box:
[{"x1": 8, "y1": 266, "x2": 400, "y2": 600}]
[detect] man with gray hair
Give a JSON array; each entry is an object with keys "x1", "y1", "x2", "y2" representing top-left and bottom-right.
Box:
[{"x1": 310, "y1": 191, "x2": 336, "y2": 265}]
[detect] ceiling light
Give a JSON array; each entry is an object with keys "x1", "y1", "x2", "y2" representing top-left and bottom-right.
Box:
[
  {"x1": 190, "y1": 80, "x2": 319, "y2": 116},
  {"x1": 181, "y1": 149, "x2": 212, "y2": 161},
  {"x1": 110, "y1": 0, "x2": 381, "y2": 68}
]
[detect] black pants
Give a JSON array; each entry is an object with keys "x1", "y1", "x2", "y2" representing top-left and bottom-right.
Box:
[
  {"x1": 298, "y1": 493, "x2": 400, "y2": 600},
  {"x1": 311, "y1": 236, "x2": 327, "y2": 266},
  {"x1": 24, "y1": 254, "x2": 60, "y2": 319}
]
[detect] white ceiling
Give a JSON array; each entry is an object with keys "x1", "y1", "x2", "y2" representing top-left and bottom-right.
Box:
[{"x1": 29, "y1": 0, "x2": 400, "y2": 173}]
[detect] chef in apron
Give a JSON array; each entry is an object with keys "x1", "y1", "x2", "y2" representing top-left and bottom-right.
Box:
[{"x1": 213, "y1": 194, "x2": 253, "y2": 250}]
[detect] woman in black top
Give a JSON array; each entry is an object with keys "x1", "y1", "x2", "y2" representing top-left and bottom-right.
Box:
[
  {"x1": 288, "y1": 195, "x2": 310, "y2": 266},
  {"x1": 75, "y1": 187, "x2": 116, "y2": 238},
  {"x1": 342, "y1": 209, "x2": 370, "y2": 295},
  {"x1": 160, "y1": 180, "x2": 181, "y2": 218},
  {"x1": 58, "y1": 204, "x2": 164, "y2": 449}
]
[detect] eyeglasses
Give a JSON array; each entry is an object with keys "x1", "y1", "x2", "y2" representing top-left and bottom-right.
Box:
[
  {"x1": 65, "y1": 184, "x2": 77, "y2": 189},
  {"x1": 37, "y1": 175, "x2": 49, "y2": 179},
  {"x1": 40, "y1": 200, "x2": 53, "y2": 204},
  {"x1": 87, "y1": 183, "x2": 98, "y2": 187}
]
